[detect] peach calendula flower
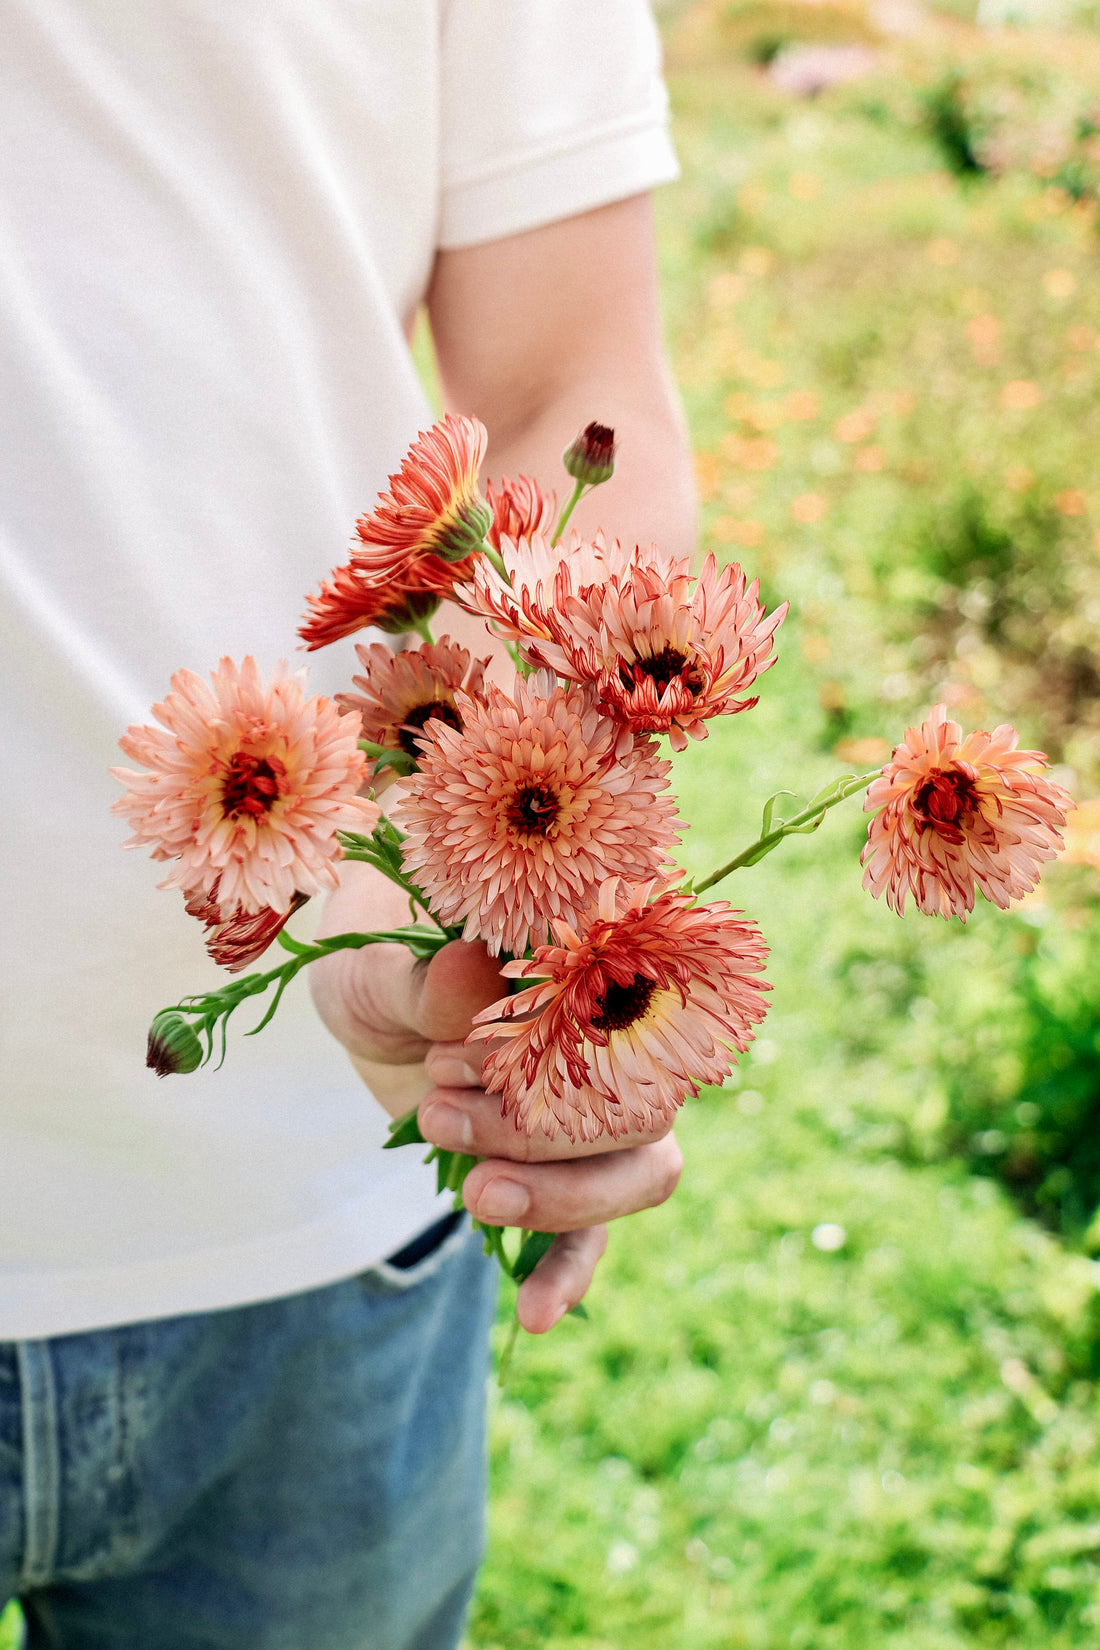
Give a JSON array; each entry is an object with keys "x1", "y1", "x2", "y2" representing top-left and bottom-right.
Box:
[
  {"x1": 459, "y1": 527, "x2": 674, "y2": 654},
  {"x1": 468, "y1": 879, "x2": 771, "y2": 1143},
  {"x1": 392, "y1": 673, "x2": 681, "y2": 957},
  {"x1": 299, "y1": 414, "x2": 490, "y2": 649},
  {"x1": 338, "y1": 638, "x2": 490, "y2": 761},
  {"x1": 461, "y1": 533, "x2": 787, "y2": 753},
  {"x1": 184, "y1": 885, "x2": 311, "y2": 972},
  {"x1": 485, "y1": 474, "x2": 557, "y2": 551},
  {"x1": 861, "y1": 704, "x2": 1073, "y2": 919},
  {"x1": 112, "y1": 657, "x2": 377, "y2": 915}
]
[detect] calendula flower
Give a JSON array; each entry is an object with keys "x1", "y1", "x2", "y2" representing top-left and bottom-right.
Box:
[
  {"x1": 459, "y1": 527, "x2": 673, "y2": 652},
  {"x1": 184, "y1": 885, "x2": 310, "y2": 972},
  {"x1": 112, "y1": 657, "x2": 377, "y2": 915},
  {"x1": 461, "y1": 534, "x2": 787, "y2": 752},
  {"x1": 861, "y1": 704, "x2": 1072, "y2": 918},
  {"x1": 338, "y1": 638, "x2": 489, "y2": 759},
  {"x1": 485, "y1": 475, "x2": 557, "y2": 550},
  {"x1": 393, "y1": 674, "x2": 681, "y2": 957},
  {"x1": 298, "y1": 563, "x2": 443, "y2": 651},
  {"x1": 300, "y1": 414, "x2": 490, "y2": 648},
  {"x1": 468, "y1": 879, "x2": 771, "y2": 1142}
]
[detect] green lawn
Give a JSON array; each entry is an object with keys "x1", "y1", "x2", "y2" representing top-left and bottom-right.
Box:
[{"x1": 471, "y1": 3, "x2": 1100, "y2": 1645}]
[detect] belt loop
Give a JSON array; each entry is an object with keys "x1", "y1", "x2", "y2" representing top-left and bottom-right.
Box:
[{"x1": 15, "y1": 1341, "x2": 60, "y2": 1586}]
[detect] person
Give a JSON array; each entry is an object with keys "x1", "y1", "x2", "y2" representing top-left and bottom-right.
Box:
[{"x1": 0, "y1": 2, "x2": 696, "y2": 1645}]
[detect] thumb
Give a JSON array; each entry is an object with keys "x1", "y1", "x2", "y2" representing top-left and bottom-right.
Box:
[{"x1": 405, "y1": 938, "x2": 507, "y2": 1043}]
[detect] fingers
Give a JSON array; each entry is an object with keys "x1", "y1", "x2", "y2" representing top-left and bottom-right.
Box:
[
  {"x1": 419, "y1": 1084, "x2": 674, "y2": 1163},
  {"x1": 311, "y1": 859, "x2": 506, "y2": 1062},
  {"x1": 406, "y1": 943, "x2": 505, "y2": 1044},
  {"x1": 516, "y1": 1227, "x2": 607, "y2": 1334},
  {"x1": 460, "y1": 1130, "x2": 683, "y2": 1232}
]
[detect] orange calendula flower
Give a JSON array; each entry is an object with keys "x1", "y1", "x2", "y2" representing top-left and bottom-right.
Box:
[
  {"x1": 392, "y1": 673, "x2": 681, "y2": 958},
  {"x1": 485, "y1": 474, "x2": 557, "y2": 551},
  {"x1": 338, "y1": 637, "x2": 489, "y2": 760},
  {"x1": 461, "y1": 532, "x2": 787, "y2": 752},
  {"x1": 861, "y1": 704, "x2": 1073, "y2": 919},
  {"x1": 112, "y1": 657, "x2": 377, "y2": 915},
  {"x1": 468, "y1": 879, "x2": 771, "y2": 1142},
  {"x1": 299, "y1": 414, "x2": 490, "y2": 648},
  {"x1": 184, "y1": 886, "x2": 310, "y2": 972}
]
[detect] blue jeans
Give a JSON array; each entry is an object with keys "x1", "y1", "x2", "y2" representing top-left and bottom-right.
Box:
[{"x1": 0, "y1": 1217, "x2": 497, "y2": 1649}]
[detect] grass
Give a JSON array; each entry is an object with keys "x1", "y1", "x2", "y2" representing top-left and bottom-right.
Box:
[{"x1": 471, "y1": 3, "x2": 1100, "y2": 1644}]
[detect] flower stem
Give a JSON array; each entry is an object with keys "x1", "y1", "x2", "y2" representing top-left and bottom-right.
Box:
[
  {"x1": 695, "y1": 769, "x2": 882, "y2": 893},
  {"x1": 408, "y1": 612, "x2": 436, "y2": 646},
  {"x1": 482, "y1": 543, "x2": 509, "y2": 581},
  {"x1": 551, "y1": 479, "x2": 587, "y2": 546}
]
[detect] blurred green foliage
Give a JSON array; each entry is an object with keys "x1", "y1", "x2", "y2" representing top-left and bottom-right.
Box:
[{"x1": 474, "y1": 2, "x2": 1100, "y2": 1644}]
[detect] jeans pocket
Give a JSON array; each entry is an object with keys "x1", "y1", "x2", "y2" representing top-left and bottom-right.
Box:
[{"x1": 361, "y1": 1211, "x2": 469, "y2": 1294}]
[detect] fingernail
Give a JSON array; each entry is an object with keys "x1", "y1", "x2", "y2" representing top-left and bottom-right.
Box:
[
  {"x1": 419, "y1": 1102, "x2": 473, "y2": 1151},
  {"x1": 430, "y1": 1058, "x2": 483, "y2": 1088},
  {"x1": 474, "y1": 1179, "x2": 530, "y2": 1222}
]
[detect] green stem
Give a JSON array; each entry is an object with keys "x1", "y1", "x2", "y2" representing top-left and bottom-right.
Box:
[
  {"x1": 497, "y1": 1311, "x2": 522, "y2": 1384},
  {"x1": 159, "y1": 925, "x2": 454, "y2": 1069},
  {"x1": 551, "y1": 479, "x2": 587, "y2": 546},
  {"x1": 408, "y1": 612, "x2": 435, "y2": 646},
  {"x1": 482, "y1": 543, "x2": 509, "y2": 581},
  {"x1": 695, "y1": 769, "x2": 882, "y2": 894}
]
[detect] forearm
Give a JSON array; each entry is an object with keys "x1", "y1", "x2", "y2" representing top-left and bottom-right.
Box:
[{"x1": 427, "y1": 194, "x2": 698, "y2": 566}]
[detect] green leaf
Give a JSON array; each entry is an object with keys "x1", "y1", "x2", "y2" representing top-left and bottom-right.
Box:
[
  {"x1": 512, "y1": 1230, "x2": 556, "y2": 1284},
  {"x1": 275, "y1": 928, "x2": 313, "y2": 957},
  {"x1": 384, "y1": 1107, "x2": 425, "y2": 1149},
  {"x1": 370, "y1": 747, "x2": 417, "y2": 779},
  {"x1": 567, "y1": 1301, "x2": 590, "y2": 1320},
  {"x1": 761, "y1": 789, "x2": 797, "y2": 834}
]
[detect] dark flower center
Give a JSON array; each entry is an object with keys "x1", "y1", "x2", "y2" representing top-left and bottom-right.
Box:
[
  {"x1": 398, "y1": 700, "x2": 462, "y2": 757},
  {"x1": 914, "y1": 769, "x2": 976, "y2": 830},
  {"x1": 507, "y1": 783, "x2": 560, "y2": 837},
  {"x1": 221, "y1": 753, "x2": 286, "y2": 819},
  {"x1": 591, "y1": 972, "x2": 657, "y2": 1033},
  {"x1": 624, "y1": 646, "x2": 703, "y2": 696}
]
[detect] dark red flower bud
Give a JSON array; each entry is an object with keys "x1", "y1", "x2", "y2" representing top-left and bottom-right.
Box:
[{"x1": 563, "y1": 422, "x2": 616, "y2": 487}]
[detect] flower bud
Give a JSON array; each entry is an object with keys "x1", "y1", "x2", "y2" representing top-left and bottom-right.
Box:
[
  {"x1": 563, "y1": 422, "x2": 616, "y2": 487},
  {"x1": 146, "y1": 1011, "x2": 204, "y2": 1077},
  {"x1": 435, "y1": 496, "x2": 492, "y2": 563}
]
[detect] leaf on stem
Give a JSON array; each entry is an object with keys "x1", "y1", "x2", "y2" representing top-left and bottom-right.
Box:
[{"x1": 512, "y1": 1230, "x2": 556, "y2": 1284}]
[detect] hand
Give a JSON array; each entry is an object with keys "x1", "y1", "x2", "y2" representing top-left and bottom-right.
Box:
[
  {"x1": 309, "y1": 863, "x2": 683, "y2": 1331},
  {"x1": 420, "y1": 1051, "x2": 682, "y2": 1333}
]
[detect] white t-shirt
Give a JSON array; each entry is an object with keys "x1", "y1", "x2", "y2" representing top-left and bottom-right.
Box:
[{"x1": 0, "y1": 0, "x2": 678, "y2": 1337}]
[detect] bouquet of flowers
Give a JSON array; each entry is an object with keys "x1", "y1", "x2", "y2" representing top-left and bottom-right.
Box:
[{"x1": 112, "y1": 414, "x2": 1074, "y2": 1303}]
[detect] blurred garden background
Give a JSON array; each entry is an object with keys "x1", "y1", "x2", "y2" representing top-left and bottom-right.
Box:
[
  {"x1": 470, "y1": 0, "x2": 1100, "y2": 1646},
  {"x1": 4, "y1": 2, "x2": 1099, "y2": 1646}
]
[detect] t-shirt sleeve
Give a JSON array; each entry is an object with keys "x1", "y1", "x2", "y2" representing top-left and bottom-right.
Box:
[{"x1": 438, "y1": 0, "x2": 678, "y2": 250}]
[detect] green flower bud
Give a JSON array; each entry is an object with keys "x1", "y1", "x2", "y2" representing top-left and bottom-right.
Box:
[
  {"x1": 563, "y1": 421, "x2": 616, "y2": 487},
  {"x1": 146, "y1": 1012, "x2": 204, "y2": 1077}
]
